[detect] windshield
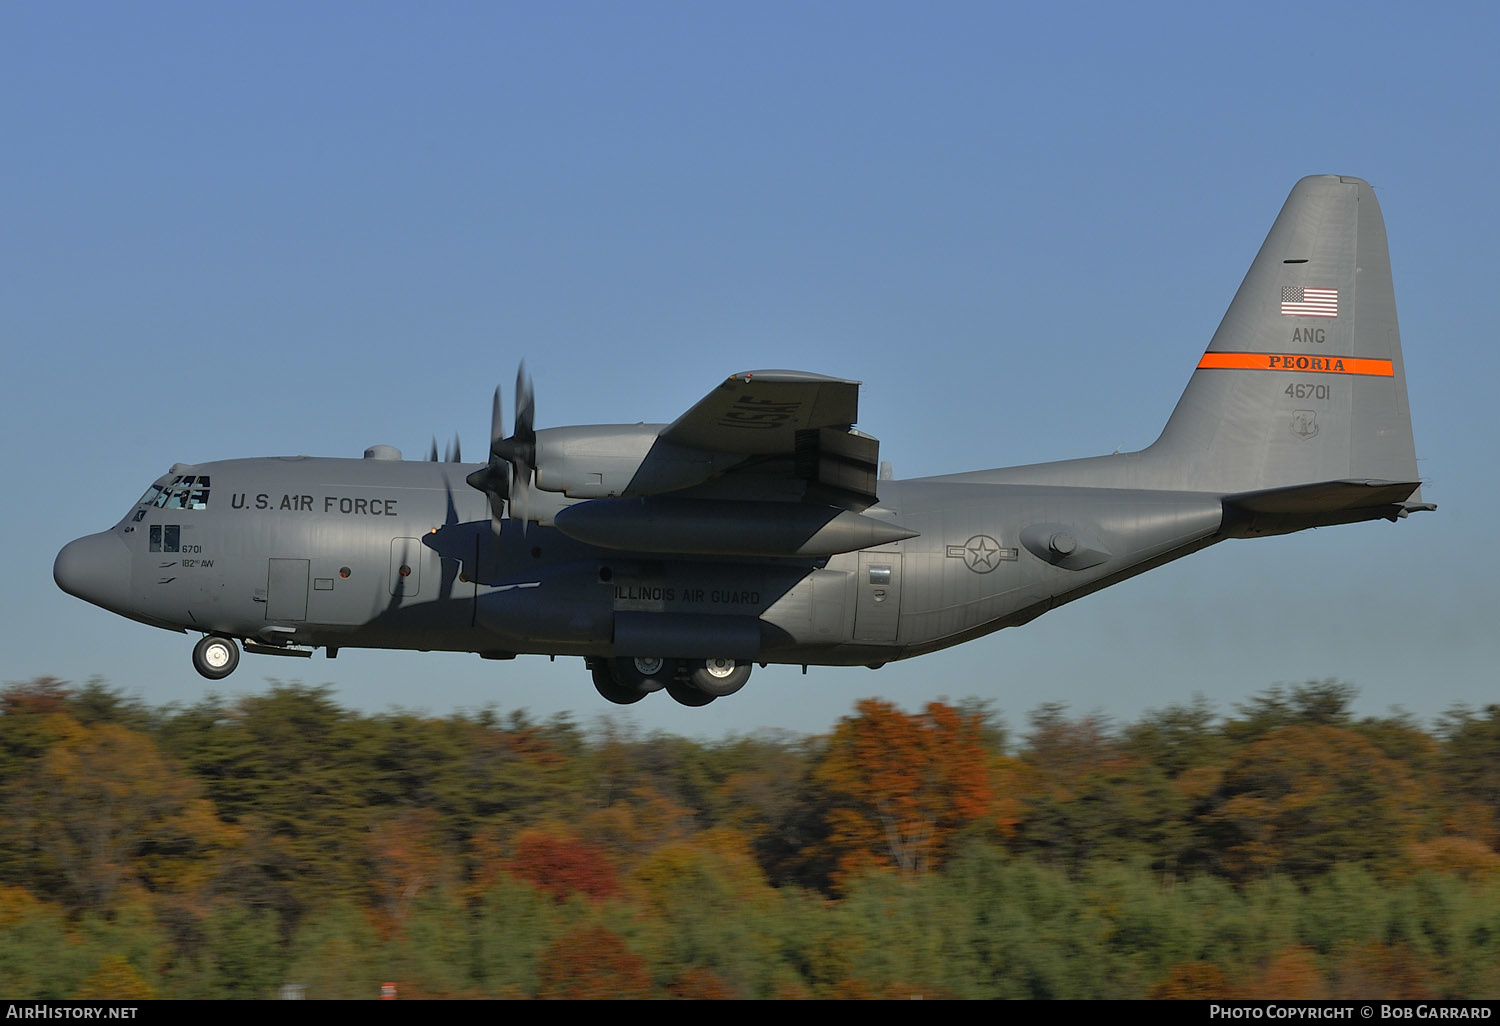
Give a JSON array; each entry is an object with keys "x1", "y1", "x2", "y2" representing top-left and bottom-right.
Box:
[{"x1": 137, "y1": 474, "x2": 211, "y2": 511}]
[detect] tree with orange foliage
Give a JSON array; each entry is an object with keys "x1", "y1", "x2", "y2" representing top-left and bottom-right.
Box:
[
  {"x1": 367, "y1": 808, "x2": 456, "y2": 928},
  {"x1": 8, "y1": 717, "x2": 241, "y2": 912},
  {"x1": 1329, "y1": 941, "x2": 1440, "y2": 1000},
  {"x1": 1147, "y1": 962, "x2": 1230, "y2": 1000},
  {"x1": 506, "y1": 827, "x2": 621, "y2": 901},
  {"x1": 535, "y1": 924, "x2": 651, "y2": 999},
  {"x1": 1240, "y1": 945, "x2": 1331, "y2": 1000},
  {"x1": 814, "y1": 699, "x2": 998, "y2": 887}
]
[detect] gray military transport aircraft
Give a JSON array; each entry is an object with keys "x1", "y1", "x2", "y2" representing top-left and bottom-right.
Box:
[{"x1": 55, "y1": 175, "x2": 1432, "y2": 707}]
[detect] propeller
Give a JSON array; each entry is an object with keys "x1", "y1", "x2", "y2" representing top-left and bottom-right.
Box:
[
  {"x1": 428, "y1": 434, "x2": 462, "y2": 462},
  {"x1": 491, "y1": 363, "x2": 535, "y2": 530},
  {"x1": 465, "y1": 363, "x2": 536, "y2": 532}
]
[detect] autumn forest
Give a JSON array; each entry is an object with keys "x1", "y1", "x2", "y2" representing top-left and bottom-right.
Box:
[{"x1": 2, "y1": 676, "x2": 1498, "y2": 999}]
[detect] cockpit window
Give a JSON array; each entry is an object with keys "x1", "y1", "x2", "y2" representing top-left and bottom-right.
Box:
[
  {"x1": 150, "y1": 525, "x2": 181, "y2": 552},
  {"x1": 148, "y1": 475, "x2": 211, "y2": 511}
]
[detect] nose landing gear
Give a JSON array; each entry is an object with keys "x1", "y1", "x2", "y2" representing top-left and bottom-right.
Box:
[{"x1": 192, "y1": 635, "x2": 240, "y2": 680}]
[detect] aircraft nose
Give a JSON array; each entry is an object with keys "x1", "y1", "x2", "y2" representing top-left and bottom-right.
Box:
[{"x1": 54, "y1": 531, "x2": 133, "y2": 613}]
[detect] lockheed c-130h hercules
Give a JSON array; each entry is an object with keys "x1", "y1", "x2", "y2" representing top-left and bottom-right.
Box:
[{"x1": 55, "y1": 175, "x2": 1432, "y2": 707}]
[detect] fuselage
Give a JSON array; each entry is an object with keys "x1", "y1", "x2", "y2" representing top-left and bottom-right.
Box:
[{"x1": 55, "y1": 450, "x2": 1230, "y2": 669}]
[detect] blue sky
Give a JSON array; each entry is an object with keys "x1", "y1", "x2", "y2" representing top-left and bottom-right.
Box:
[{"x1": 5, "y1": 2, "x2": 1495, "y2": 739}]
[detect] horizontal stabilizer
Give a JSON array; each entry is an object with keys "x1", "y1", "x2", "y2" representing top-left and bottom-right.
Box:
[
  {"x1": 1222, "y1": 478, "x2": 1431, "y2": 537},
  {"x1": 1225, "y1": 479, "x2": 1423, "y2": 515}
]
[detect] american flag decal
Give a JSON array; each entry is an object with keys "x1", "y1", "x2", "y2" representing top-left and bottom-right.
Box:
[{"x1": 1281, "y1": 286, "x2": 1338, "y2": 318}]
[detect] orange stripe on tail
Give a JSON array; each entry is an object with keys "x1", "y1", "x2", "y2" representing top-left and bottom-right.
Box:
[{"x1": 1196, "y1": 352, "x2": 1394, "y2": 377}]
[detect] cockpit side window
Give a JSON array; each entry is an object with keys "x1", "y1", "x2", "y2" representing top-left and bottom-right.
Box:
[{"x1": 148, "y1": 524, "x2": 182, "y2": 552}]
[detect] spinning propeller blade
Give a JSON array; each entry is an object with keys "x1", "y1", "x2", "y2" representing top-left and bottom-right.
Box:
[{"x1": 465, "y1": 366, "x2": 538, "y2": 532}]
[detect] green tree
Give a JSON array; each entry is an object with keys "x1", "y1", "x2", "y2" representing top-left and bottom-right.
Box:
[
  {"x1": 0, "y1": 885, "x2": 90, "y2": 997},
  {"x1": 1435, "y1": 704, "x2": 1500, "y2": 851},
  {"x1": 156, "y1": 684, "x2": 380, "y2": 922},
  {"x1": 1015, "y1": 705, "x2": 1191, "y2": 875},
  {"x1": 281, "y1": 901, "x2": 387, "y2": 1000},
  {"x1": 1123, "y1": 694, "x2": 1227, "y2": 779},
  {"x1": 1222, "y1": 679, "x2": 1358, "y2": 743},
  {"x1": 1201, "y1": 725, "x2": 1423, "y2": 881},
  {"x1": 626, "y1": 827, "x2": 783, "y2": 998}
]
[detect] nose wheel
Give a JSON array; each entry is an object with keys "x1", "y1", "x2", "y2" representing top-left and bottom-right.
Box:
[{"x1": 192, "y1": 635, "x2": 240, "y2": 680}]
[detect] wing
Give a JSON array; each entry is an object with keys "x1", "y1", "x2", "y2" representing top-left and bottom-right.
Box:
[
  {"x1": 660, "y1": 369, "x2": 860, "y2": 454},
  {"x1": 657, "y1": 369, "x2": 881, "y2": 510},
  {"x1": 550, "y1": 370, "x2": 912, "y2": 555}
]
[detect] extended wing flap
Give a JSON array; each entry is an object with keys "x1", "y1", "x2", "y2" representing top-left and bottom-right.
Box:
[
  {"x1": 661, "y1": 370, "x2": 861, "y2": 455},
  {"x1": 795, "y1": 426, "x2": 881, "y2": 509},
  {"x1": 624, "y1": 369, "x2": 885, "y2": 510}
]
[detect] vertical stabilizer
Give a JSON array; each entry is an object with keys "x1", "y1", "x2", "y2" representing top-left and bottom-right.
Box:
[{"x1": 1147, "y1": 175, "x2": 1422, "y2": 502}]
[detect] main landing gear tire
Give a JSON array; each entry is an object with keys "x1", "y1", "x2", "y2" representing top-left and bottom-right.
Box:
[
  {"x1": 613, "y1": 656, "x2": 676, "y2": 693},
  {"x1": 688, "y1": 658, "x2": 751, "y2": 697},
  {"x1": 665, "y1": 681, "x2": 717, "y2": 707},
  {"x1": 591, "y1": 663, "x2": 648, "y2": 705},
  {"x1": 192, "y1": 635, "x2": 240, "y2": 681}
]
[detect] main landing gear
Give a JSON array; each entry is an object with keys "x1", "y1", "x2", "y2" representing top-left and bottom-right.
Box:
[
  {"x1": 192, "y1": 634, "x2": 240, "y2": 680},
  {"x1": 589, "y1": 656, "x2": 752, "y2": 707}
]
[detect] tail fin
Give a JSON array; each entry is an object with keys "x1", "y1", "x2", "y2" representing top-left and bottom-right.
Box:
[{"x1": 1148, "y1": 175, "x2": 1426, "y2": 512}]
